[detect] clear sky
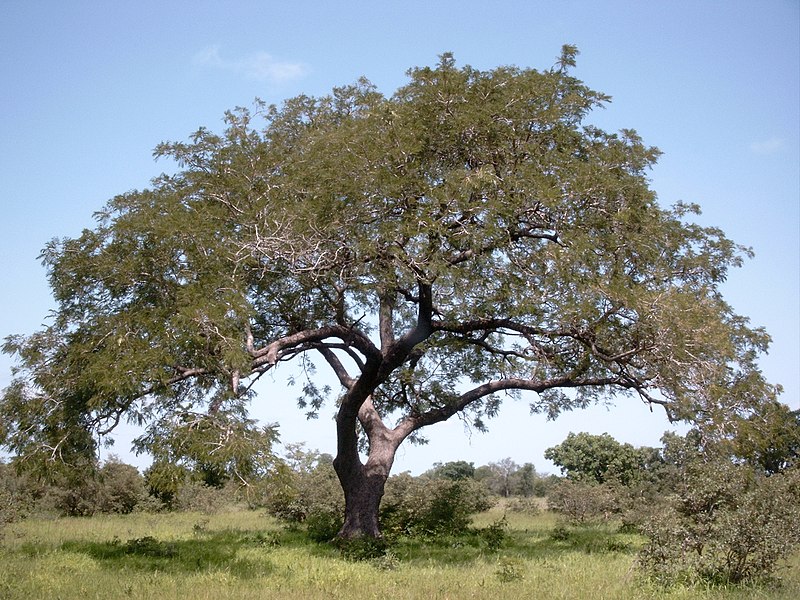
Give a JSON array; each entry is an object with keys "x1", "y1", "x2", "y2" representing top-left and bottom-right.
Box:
[{"x1": 1, "y1": 1, "x2": 798, "y2": 474}]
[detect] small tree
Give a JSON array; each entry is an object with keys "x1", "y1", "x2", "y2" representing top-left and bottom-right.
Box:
[
  {"x1": 1, "y1": 48, "x2": 776, "y2": 538},
  {"x1": 547, "y1": 479, "x2": 619, "y2": 523},
  {"x1": 512, "y1": 463, "x2": 539, "y2": 497}
]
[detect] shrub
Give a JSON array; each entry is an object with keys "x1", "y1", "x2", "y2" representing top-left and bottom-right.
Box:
[
  {"x1": 380, "y1": 473, "x2": 494, "y2": 537},
  {"x1": 0, "y1": 462, "x2": 35, "y2": 526},
  {"x1": 261, "y1": 453, "x2": 344, "y2": 540},
  {"x1": 305, "y1": 508, "x2": 343, "y2": 542},
  {"x1": 50, "y1": 479, "x2": 102, "y2": 516},
  {"x1": 480, "y1": 516, "x2": 508, "y2": 552},
  {"x1": 335, "y1": 536, "x2": 389, "y2": 561},
  {"x1": 173, "y1": 481, "x2": 234, "y2": 514},
  {"x1": 144, "y1": 461, "x2": 188, "y2": 507},
  {"x1": 638, "y1": 462, "x2": 800, "y2": 585},
  {"x1": 506, "y1": 497, "x2": 542, "y2": 515},
  {"x1": 97, "y1": 459, "x2": 148, "y2": 514},
  {"x1": 546, "y1": 479, "x2": 619, "y2": 524}
]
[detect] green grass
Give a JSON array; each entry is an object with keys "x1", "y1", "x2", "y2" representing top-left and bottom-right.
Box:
[{"x1": 1, "y1": 507, "x2": 798, "y2": 599}]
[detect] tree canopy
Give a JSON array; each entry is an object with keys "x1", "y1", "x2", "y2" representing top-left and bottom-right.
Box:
[{"x1": 0, "y1": 47, "x2": 779, "y2": 537}]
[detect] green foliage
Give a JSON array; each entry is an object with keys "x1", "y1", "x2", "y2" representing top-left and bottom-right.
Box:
[
  {"x1": 545, "y1": 432, "x2": 660, "y2": 486},
  {"x1": 513, "y1": 463, "x2": 542, "y2": 497},
  {"x1": 639, "y1": 461, "x2": 800, "y2": 585},
  {"x1": 0, "y1": 462, "x2": 39, "y2": 526},
  {"x1": 261, "y1": 446, "x2": 344, "y2": 539},
  {"x1": 173, "y1": 481, "x2": 234, "y2": 514},
  {"x1": 96, "y1": 457, "x2": 148, "y2": 514},
  {"x1": 479, "y1": 516, "x2": 508, "y2": 552},
  {"x1": 0, "y1": 455, "x2": 152, "y2": 518},
  {"x1": 727, "y1": 401, "x2": 800, "y2": 474},
  {"x1": 505, "y1": 497, "x2": 543, "y2": 515},
  {"x1": 380, "y1": 472, "x2": 494, "y2": 537},
  {"x1": 135, "y1": 412, "x2": 279, "y2": 489},
  {"x1": 423, "y1": 460, "x2": 476, "y2": 481},
  {"x1": 333, "y1": 535, "x2": 390, "y2": 561}
]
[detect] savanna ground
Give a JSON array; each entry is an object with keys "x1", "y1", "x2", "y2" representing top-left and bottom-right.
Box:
[{"x1": 1, "y1": 503, "x2": 798, "y2": 600}]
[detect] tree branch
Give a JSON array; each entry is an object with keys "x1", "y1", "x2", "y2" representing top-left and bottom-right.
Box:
[
  {"x1": 379, "y1": 291, "x2": 395, "y2": 353},
  {"x1": 316, "y1": 346, "x2": 356, "y2": 389},
  {"x1": 251, "y1": 324, "x2": 381, "y2": 369},
  {"x1": 393, "y1": 374, "x2": 635, "y2": 439}
]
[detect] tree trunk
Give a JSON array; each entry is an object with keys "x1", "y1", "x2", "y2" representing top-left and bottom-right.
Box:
[
  {"x1": 333, "y1": 397, "x2": 400, "y2": 539},
  {"x1": 337, "y1": 466, "x2": 388, "y2": 538}
]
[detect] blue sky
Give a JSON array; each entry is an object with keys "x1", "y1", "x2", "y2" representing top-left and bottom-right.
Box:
[{"x1": 1, "y1": 1, "x2": 798, "y2": 474}]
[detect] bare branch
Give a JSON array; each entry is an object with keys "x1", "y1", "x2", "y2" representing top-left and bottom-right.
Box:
[
  {"x1": 394, "y1": 373, "x2": 634, "y2": 439},
  {"x1": 316, "y1": 345, "x2": 356, "y2": 389}
]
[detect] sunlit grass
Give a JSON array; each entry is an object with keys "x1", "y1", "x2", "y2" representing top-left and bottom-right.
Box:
[{"x1": 1, "y1": 507, "x2": 798, "y2": 599}]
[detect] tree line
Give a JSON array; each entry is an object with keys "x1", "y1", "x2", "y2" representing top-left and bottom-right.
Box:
[{"x1": 4, "y1": 405, "x2": 799, "y2": 585}]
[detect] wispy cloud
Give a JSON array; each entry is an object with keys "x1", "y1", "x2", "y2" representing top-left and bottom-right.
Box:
[
  {"x1": 750, "y1": 136, "x2": 785, "y2": 155},
  {"x1": 193, "y1": 45, "x2": 308, "y2": 84}
]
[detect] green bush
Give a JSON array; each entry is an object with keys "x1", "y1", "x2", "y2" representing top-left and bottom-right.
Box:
[
  {"x1": 144, "y1": 460, "x2": 188, "y2": 508},
  {"x1": 97, "y1": 459, "x2": 148, "y2": 514},
  {"x1": 304, "y1": 508, "x2": 344, "y2": 542},
  {"x1": 334, "y1": 535, "x2": 389, "y2": 561},
  {"x1": 479, "y1": 516, "x2": 508, "y2": 552},
  {"x1": 380, "y1": 473, "x2": 493, "y2": 537},
  {"x1": 261, "y1": 452, "x2": 344, "y2": 540},
  {"x1": 638, "y1": 462, "x2": 800, "y2": 585},
  {"x1": 50, "y1": 479, "x2": 103, "y2": 516},
  {"x1": 0, "y1": 462, "x2": 35, "y2": 526}
]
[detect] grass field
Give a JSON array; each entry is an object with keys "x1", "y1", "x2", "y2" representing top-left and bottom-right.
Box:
[{"x1": 1, "y1": 506, "x2": 798, "y2": 599}]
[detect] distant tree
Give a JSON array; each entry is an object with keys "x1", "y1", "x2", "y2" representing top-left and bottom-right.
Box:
[
  {"x1": 475, "y1": 458, "x2": 519, "y2": 497},
  {"x1": 0, "y1": 47, "x2": 777, "y2": 538},
  {"x1": 544, "y1": 432, "x2": 654, "y2": 486},
  {"x1": 512, "y1": 462, "x2": 540, "y2": 497},
  {"x1": 424, "y1": 460, "x2": 476, "y2": 481}
]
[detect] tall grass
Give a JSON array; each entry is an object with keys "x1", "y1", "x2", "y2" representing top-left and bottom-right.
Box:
[{"x1": 1, "y1": 506, "x2": 797, "y2": 599}]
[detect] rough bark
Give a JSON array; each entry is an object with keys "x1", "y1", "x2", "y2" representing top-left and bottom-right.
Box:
[
  {"x1": 335, "y1": 459, "x2": 391, "y2": 539},
  {"x1": 333, "y1": 396, "x2": 402, "y2": 538}
]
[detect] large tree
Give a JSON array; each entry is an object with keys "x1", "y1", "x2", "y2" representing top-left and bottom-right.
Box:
[{"x1": 1, "y1": 48, "x2": 777, "y2": 537}]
